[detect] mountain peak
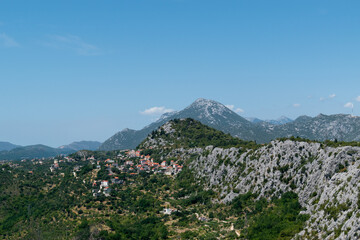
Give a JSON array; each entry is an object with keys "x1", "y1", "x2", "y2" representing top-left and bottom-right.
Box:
[
  {"x1": 277, "y1": 116, "x2": 292, "y2": 121},
  {"x1": 100, "y1": 98, "x2": 259, "y2": 150},
  {"x1": 185, "y1": 98, "x2": 231, "y2": 120},
  {"x1": 122, "y1": 128, "x2": 135, "y2": 132},
  {"x1": 191, "y1": 98, "x2": 223, "y2": 106}
]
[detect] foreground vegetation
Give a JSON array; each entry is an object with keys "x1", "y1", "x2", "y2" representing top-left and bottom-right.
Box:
[
  {"x1": 0, "y1": 156, "x2": 308, "y2": 239},
  {"x1": 3, "y1": 119, "x2": 332, "y2": 239}
]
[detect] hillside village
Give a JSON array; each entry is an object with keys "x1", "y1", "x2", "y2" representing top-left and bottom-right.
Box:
[{"x1": 48, "y1": 149, "x2": 183, "y2": 198}]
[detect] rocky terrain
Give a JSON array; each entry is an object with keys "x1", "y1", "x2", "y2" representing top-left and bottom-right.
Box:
[
  {"x1": 100, "y1": 98, "x2": 265, "y2": 150},
  {"x1": 141, "y1": 119, "x2": 360, "y2": 239}
]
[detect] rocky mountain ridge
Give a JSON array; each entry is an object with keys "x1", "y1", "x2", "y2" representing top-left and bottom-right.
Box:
[
  {"x1": 100, "y1": 98, "x2": 268, "y2": 150},
  {"x1": 100, "y1": 98, "x2": 360, "y2": 151},
  {"x1": 247, "y1": 116, "x2": 293, "y2": 125}
]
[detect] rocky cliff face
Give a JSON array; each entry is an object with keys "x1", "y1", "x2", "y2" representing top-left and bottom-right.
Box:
[
  {"x1": 169, "y1": 140, "x2": 360, "y2": 239},
  {"x1": 135, "y1": 117, "x2": 360, "y2": 239}
]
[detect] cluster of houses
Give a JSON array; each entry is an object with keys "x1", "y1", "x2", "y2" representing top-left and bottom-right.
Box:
[
  {"x1": 88, "y1": 150, "x2": 184, "y2": 197},
  {"x1": 0, "y1": 160, "x2": 20, "y2": 168},
  {"x1": 91, "y1": 178, "x2": 123, "y2": 197},
  {"x1": 49, "y1": 159, "x2": 60, "y2": 172},
  {"x1": 44, "y1": 149, "x2": 184, "y2": 198},
  {"x1": 123, "y1": 150, "x2": 183, "y2": 175}
]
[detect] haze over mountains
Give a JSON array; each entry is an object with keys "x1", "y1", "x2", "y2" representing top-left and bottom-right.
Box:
[
  {"x1": 0, "y1": 142, "x2": 21, "y2": 152},
  {"x1": 100, "y1": 98, "x2": 360, "y2": 150},
  {"x1": 0, "y1": 141, "x2": 102, "y2": 160},
  {"x1": 246, "y1": 116, "x2": 293, "y2": 125}
]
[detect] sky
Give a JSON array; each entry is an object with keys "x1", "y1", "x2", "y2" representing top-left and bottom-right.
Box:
[{"x1": 1, "y1": 0, "x2": 360, "y2": 147}]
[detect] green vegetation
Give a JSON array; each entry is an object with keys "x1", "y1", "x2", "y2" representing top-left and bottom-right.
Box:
[
  {"x1": 246, "y1": 192, "x2": 309, "y2": 240},
  {"x1": 140, "y1": 118, "x2": 259, "y2": 150},
  {"x1": 0, "y1": 157, "x2": 309, "y2": 240},
  {"x1": 277, "y1": 136, "x2": 360, "y2": 148}
]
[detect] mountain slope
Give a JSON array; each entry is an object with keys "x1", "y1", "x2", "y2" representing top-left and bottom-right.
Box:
[
  {"x1": 0, "y1": 140, "x2": 103, "y2": 160},
  {"x1": 187, "y1": 140, "x2": 360, "y2": 239},
  {"x1": 139, "y1": 120, "x2": 360, "y2": 239},
  {"x1": 101, "y1": 98, "x2": 360, "y2": 151},
  {"x1": 247, "y1": 116, "x2": 293, "y2": 125},
  {"x1": 100, "y1": 98, "x2": 268, "y2": 150},
  {"x1": 58, "y1": 141, "x2": 102, "y2": 151},
  {"x1": 266, "y1": 116, "x2": 293, "y2": 125},
  {"x1": 0, "y1": 145, "x2": 73, "y2": 160},
  {"x1": 138, "y1": 118, "x2": 257, "y2": 150},
  {"x1": 0, "y1": 142, "x2": 21, "y2": 151},
  {"x1": 271, "y1": 114, "x2": 360, "y2": 141}
]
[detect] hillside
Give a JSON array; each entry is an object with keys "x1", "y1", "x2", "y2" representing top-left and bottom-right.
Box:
[
  {"x1": 0, "y1": 145, "x2": 72, "y2": 160},
  {"x1": 0, "y1": 142, "x2": 21, "y2": 151},
  {"x1": 138, "y1": 118, "x2": 258, "y2": 150},
  {"x1": 271, "y1": 114, "x2": 360, "y2": 142},
  {"x1": 247, "y1": 116, "x2": 293, "y2": 125},
  {"x1": 138, "y1": 121, "x2": 360, "y2": 239},
  {"x1": 0, "y1": 141, "x2": 102, "y2": 161},
  {"x1": 58, "y1": 140, "x2": 102, "y2": 151}
]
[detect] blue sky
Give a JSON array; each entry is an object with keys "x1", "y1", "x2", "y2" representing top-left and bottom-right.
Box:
[{"x1": 1, "y1": 0, "x2": 360, "y2": 147}]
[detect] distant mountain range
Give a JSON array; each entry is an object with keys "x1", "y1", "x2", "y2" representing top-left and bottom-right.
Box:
[
  {"x1": 99, "y1": 98, "x2": 266, "y2": 150},
  {"x1": 58, "y1": 141, "x2": 102, "y2": 151},
  {"x1": 0, "y1": 142, "x2": 21, "y2": 151},
  {"x1": 100, "y1": 98, "x2": 360, "y2": 150},
  {"x1": 246, "y1": 116, "x2": 293, "y2": 125},
  {"x1": 0, "y1": 141, "x2": 101, "y2": 160}
]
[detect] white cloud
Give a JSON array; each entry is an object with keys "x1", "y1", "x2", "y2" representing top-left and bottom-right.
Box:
[
  {"x1": 234, "y1": 108, "x2": 244, "y2": 114},
  {"x1": 356, "y1": 96, "x2": 360, "y2": 102},
  {"x1": 0, "y1": 33, "x2": 19, "y2": 47},
  {"x1": 225, "y1": 105, "x2": 234, "y2": 110},
  {"x1": 46, "y1": 34, "x2": 100, "y2": 56},
  {"x1": 140, "y1": 106, "x2": 174, "y2": 115},
  {"x1": 344, "y1": 102, "x2": 354, "y2": 108},
  {"x1": 293, "y1": 103, "x2": 301, "y2": 108},
  {"x1": 320, "y1": 94, "x2": 336, "y2": 101},
  {"x1": 225, "y1": 105, "x2": 244, "y2": 114}
]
